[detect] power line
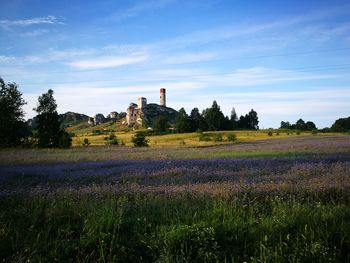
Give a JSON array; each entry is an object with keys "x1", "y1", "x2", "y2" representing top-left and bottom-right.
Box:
[
  {"x1": 17, "y1": 63, "x2": 350, "y2": 87},
  {"x1": 2, "y1": 46, "x2": 350, "y2": 77}
]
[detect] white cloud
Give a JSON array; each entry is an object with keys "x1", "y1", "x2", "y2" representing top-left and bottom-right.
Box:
[
  {"x1": 20, "y1": 29, "x2": 49, "y2": 37},
  {"x1": 0, "y1": 15, "x2": 64, "y2": 29},
  {"x1": 67, "y1": 54, "x2": 148, "y2": 69}
]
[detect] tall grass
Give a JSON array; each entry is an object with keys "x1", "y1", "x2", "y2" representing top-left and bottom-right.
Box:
[{"x1": 1, "y1": 192, "x2": 349, "y2": 262}]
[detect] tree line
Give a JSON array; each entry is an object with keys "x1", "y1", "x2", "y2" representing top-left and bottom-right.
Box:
[{"x1": 173, "y1": 101, "x2": 259, "y2": 133}]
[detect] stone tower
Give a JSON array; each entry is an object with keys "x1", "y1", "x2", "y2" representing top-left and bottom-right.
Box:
[
  {"x1": 160, "y1": 88, "x2": 166, "y2": 107},
  {"x1": 138, "y1": 97, "x2": 147, "y2": 109}
]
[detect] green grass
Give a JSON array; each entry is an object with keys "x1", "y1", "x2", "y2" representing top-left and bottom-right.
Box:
[{"x1": 1, "y1": 192, "x2": 349, "y2": 262}]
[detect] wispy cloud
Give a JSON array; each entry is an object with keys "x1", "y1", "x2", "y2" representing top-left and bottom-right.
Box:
[
  {"x1": 67, "y1": 53, "x2": 148, "y2": 69},
  {"x1": 106, "y1": 0, "x2": 176, "y2": 22},
  {"x1": 20, "y1": 29, "x2": 49, "y2": 37},
  {"x1": 0, "y1": 15, "x2": 64, "y2": 29}
]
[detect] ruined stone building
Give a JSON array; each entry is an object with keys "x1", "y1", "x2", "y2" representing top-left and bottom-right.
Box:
[{"x1": 126, "y1": 88, "x2": 167, "y2": 126}]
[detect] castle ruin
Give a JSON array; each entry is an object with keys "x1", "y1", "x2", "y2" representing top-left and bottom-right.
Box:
[{"x1": 126, "y1": 88, "x2": 167, "y2": 125}]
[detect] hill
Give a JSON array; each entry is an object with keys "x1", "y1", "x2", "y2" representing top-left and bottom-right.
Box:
[{"x1": 141, "y1": 103, "x2": 178, "y2": 127}]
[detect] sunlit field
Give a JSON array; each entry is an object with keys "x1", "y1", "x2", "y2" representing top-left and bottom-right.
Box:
[{"x1": 1, "y1": 135, "x2": 350, "y2": 262}]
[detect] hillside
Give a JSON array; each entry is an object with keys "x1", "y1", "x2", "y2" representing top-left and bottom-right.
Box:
[{"x1": 141, "y1": 103, "x2": 178, "y2": 127}]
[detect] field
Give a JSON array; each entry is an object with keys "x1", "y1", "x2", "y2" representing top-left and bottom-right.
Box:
[{"x1": 1, "y1": 135, "x2": 350, "y2": 262}]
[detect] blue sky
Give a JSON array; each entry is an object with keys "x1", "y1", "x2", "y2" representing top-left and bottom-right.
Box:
[{"x1": 1, "y1": 0, "x2": 350, "y2": 128}]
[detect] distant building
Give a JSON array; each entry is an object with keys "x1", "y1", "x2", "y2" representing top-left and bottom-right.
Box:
[{"x1": 126, "y1": 88, "x2": 166, "y2": 125}]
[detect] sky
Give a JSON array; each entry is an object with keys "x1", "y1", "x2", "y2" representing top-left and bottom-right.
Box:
[{"x1": 1, "y1": 0, "x2": 350, "y2": 128}]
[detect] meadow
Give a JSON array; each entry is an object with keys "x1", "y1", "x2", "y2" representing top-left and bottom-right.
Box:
[{"x1": 0, "y1": 135, "x2": 350, "y2": 262}]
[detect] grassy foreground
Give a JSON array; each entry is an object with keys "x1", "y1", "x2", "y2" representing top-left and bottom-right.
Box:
[
  {"x1": 1, "y1": 191, "x2": 349, "y2": 262},
  {"x1": 0, "y1": 136, "x2": 350, "y2": 262}
]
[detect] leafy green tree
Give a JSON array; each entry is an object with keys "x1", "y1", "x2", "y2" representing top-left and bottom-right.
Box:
[
  {"x1": 154, "y1": 115, "x2": 170, "y2": 133},
  {"x1": 175, "y1": 108, "x2": 192, "y2": 133},
  {"x1": 34, "y1": 89, "x2": 71, "y2": 148},
  {"x1": 131, "y1": 131, "x2": 149, "y2": 147},
  {"x1": 246, "y1": 109, "x2": 259, "y2": 130},
  {"x1": 189, "y1": 107, "x2": 206, "y2": 131},
  {"x1": 331, "y1": 117, "x2": 350, "y2": 132},
  {"x1": 203, "y1": 101, "x2": 226, "y2": 131},
  {"x1": 0, "y1": 77, "x2": 28, "y2": 147},
  {"x1": 305, "y1": 121, "x2": 317, "y2": 131},
  {"x1": 280, "y1": 121, "x2": 291, "y2": 129},
  {"x1": 295, "y1": 119, "x2": 306, "y2": 130}
]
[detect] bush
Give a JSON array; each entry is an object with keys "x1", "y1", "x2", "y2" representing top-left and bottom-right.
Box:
[
  {"x1": 312, "y1": 130, "x2": 318, "y2": 135},
  {"x1": 227, "y1": 133, "x2": 237, "y2": 142},
  {"x1": 198, "y1": 132, "x2": 212, "y2": 141},
  {"x1": 105, "y1": 134, "x2": 118, "y2": 145},
  {"x1": 131, "y1": 132, "x2": 149, "y2": 147},
  {"x1": 267, "y1": 131, "x2": 273, "y2": 136},
  {"x1": 296, "y1": 131, "x2": 301, "y2": 135},
  {"x1": 58, "y1": 131, "x2": 72, "y2": 148},
  {"x1": 82, "y1": 138, "x2": 90, "y2": 147},
  {"x1": 213, "y1": 133, "x2": 223, "y2": 142}
]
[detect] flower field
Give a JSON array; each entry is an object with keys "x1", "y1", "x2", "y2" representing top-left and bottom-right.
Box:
[{"x1": 0, "y1": 136, "x2": 350, "y2": 262}]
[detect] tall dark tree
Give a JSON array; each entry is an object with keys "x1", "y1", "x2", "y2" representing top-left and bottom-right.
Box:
[
  {"x1": 280, "y1": 121, "x2": 291, "y2": 129},
  {"x1": 175, "y1": 108, "x2": 192, "y2": 133},
  {"x1": 189, "y1": 107, "x2": 206, "y2": 131},
  {"x1": 246, "y1": 109, "x2": 259, "y2": 130},
  {"x1": 153, "y1": 115, "x2": 170, "y2": 133},
  {"x1": 34, "y1": 89, "x2": 70, "y2": 148},
  {"x1": 0, "y1": 77, "x2": 28, "y2": 147},
  {"x1": 230, "y1": 107, "x2": 239, "y2": 129},
  {"x1": 295, "y1": 118, "x2": 306, "y2": 130},
  {"x1": 331, "y1": 117, "x2": 350, "y2": 132},
  {"x1": 305, "y1": 121, "x2": 317, "y2": 131},
  {"x1": 203, "y1": 101, "x2": 226, "y2": 131}
]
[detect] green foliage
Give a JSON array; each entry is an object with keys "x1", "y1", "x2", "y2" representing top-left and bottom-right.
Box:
[
  {"x1": 82, "y1": 138, "x2": 91, "y2": 147},
  {"x1": 190, "y1": 107, "x2": 206, "y2": 132},
  {"x1": 0, "y1": 193, "x2": 349, "y2": 262},
  {"x1": 198, "y1": 132, "x2": 212, "y2": 141},
  {"x1": 268, "y1": 131, "x2": 273, "y2": 136},
  {"x1": 58, "y1": 131, "x2": 72, "y2": 148},
  {"x1": 213, "y1": 133, "x2": 223, "y2": 142},
  {"x1": 202, "y1": 101, "x2": 227, "y2": 131},
  {"x1": 131, "y1": 131, "x2": 149, "y2": 147},
  {"x1": 175, "y1": 108, "x2": 192, "y2": 133},
  {"x1": 227, "y1": 133, "x2": 237, "y2": 142},
  {"x1": 153, "y1": 115, "x2": 170, "y2": 133},
  {"x1": 237, "y1": 109, "x2": 259, "y2": 130},
  {"x1": 331, "y1": 117, "x2": 350, "y2": 132},
  {"x1": 105, "y1": 133, "x2": 118, "y2": 145},
  {"x1": 34, "y1": 89, "x2": 69, "y2": 148},
  {"x1": 0, "y1": 77, "x2": 28, "y2": 147}
]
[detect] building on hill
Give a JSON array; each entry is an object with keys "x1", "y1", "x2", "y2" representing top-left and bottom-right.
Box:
[{"x1": 126, "y1": 88, "x2": 176, "y2": 126}]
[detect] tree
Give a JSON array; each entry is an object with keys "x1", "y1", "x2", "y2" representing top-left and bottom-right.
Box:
[
  {"x1": 305, "y1": 121, "x2": 317, "y2": 131},
  {"x1": 295, "y1": 119, "x2": 306, "y2": 130},
  {"x1": 105, "y1": 133, "x2": 118, "y2": 145},
  {"x1": 331, "y1": 117, "x2": 350, "y2": 132},
  {"x1": 280, "y1": 121, "x2": 291, "y2": 129},
  {"x1": 131, "y1": 131, "x2": 149, "y2": 147},
  {"x1": 189, "y1": 107, "x2": 206, "y2": 131},
  {"x1": 154, "y1": 115, "x2": 170, "y2": 133},
  {"x1": 0, "y1": 77, "x2": 28, "y2": 147},
  {"x1": 203, "y1": 101, "x2": 226, "y2": 131},
  {"x1": 34, "y1": 89, "x2": 71, "y2": 148},
  {"x1": 246, "y1": 109, "x2": 259, "y2": 130},
  {"x1": 230, "y1": 107, "x2": 239, "y2": 129},
  {"x1": 175, "y1": 108, "x2": 192, "y2": 133}
]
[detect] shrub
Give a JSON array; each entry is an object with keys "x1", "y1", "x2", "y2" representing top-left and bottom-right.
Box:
[
  {"x1": 312, "y1": 130, "x2": 318, "y2": 135},
  {"x1": 276, "y1": 132, "x2": 280, "y2": 136},
  {"x1": 227, "y1": 133, "x2": 237, "y2": 142},
  {"x1": 213, "y1": 133, "x2": 223, "y2": 142},
  {"x1": 198, "y1": 132, "x2": 212, "y2": 141},
  {"x1": 267, "y1": 131, "x2": 273, "y2": 136},
  {"x1": 105, "y1": 134, "x2": 118, "y2": 145},
  {"x1": 296, "y1": 131, "x2": 301, "y2": 135},
  {"x1": 82, "y1": 138, "x2": 90, "y2": 147},
  {"x1": 131, "y1": 132, "x2": 149, "y2": 147}
]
